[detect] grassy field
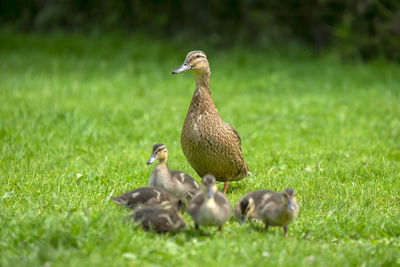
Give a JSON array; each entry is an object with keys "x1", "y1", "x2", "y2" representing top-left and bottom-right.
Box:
[{"x1": 0, "y1": 32, "x2": 399, "y2": 266}]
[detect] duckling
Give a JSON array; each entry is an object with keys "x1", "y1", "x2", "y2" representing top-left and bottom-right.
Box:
[
  {"x1": 172, "y1": 51, "x2": 250, "y2": 194},
  {"x1": 257, "y1": 188, "x2": 299, "y2": 237},
  {"x1": 186, "y1": 174, "x2": 232, "y2": 231},
  {"x1": 130, "y1": 204, "x2": 186, "y2": 233},
  {"x1": 234, "y1": 189, "x2": 274, "y2": 224},
  {"x1": 111, "y1": 186, "x2": 183, "y2": 210},
  {"x1": 147, "y1": 143, "x2": 200, "y2": 199}
]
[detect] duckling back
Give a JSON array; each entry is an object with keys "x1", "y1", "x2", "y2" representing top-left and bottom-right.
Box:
[
  {"x1": 258, "y1": 190, "x2": 299, "y2": 226},
  {"x1": 130, "y1": 206, "x2": 186, "y2": 233},
  {"x1": 111, "y1": 186, "x2": 171, "y2": 210}
]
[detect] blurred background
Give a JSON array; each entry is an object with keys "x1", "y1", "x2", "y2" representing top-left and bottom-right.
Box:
[{"x1": 1, "y1": 0, "x2": 399, "y2": 62}]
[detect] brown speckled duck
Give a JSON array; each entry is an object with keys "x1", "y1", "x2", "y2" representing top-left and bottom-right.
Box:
[
  {"x1": 236, "y1": 188, "x2": 299, "y2": 237},
  {"x1": 147, "y1": 143, "x2": 200, "y2": 198},
  {"x1": 186, "y1": 174, "x2": 232, "y2": 231},
  {"x1": 172, "y1": 51, "x2": 250, "y2": 194}
]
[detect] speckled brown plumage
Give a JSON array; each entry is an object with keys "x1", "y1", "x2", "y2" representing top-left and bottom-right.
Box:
[{"x1": 173, "y1": 51, "x2": 250, "y2": 190}]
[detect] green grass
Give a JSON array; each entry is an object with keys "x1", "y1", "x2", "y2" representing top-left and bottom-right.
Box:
[{"x1": 0, "y1": 32, "x2": 399, "y2": 267}]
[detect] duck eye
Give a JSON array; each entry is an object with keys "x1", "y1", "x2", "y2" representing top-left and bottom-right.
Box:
[{"x1": 196, "y1": 55, "x2": 201, "y2": 58}]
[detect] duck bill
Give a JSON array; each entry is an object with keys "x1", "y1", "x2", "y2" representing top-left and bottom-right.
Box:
[
  {"x1": 206, "y1": 186, "x2": 214, "y2": 198},
  {"x1": 172, "y1": 61, "x2": 191, "y2": 74},
  {"x1": 147, "y1": 153, "x2": 157, "y2": 165},
  {"x1": 240, "y1": 215, "x2": 246, "y2": 224}
]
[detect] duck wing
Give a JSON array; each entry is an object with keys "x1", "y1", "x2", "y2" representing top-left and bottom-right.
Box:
[
  {"x1": 132, "y1": 208, "x2": 174, "y2": 233},
  {"x1": 214, "y1": 192, "x2": 233, "y2": 213},
  {"x1": 170, "y1": 170, "x2": 200, "y2": 190},
  {"x1": 260, "y1": 193, "x2": 283, "y2": 206},
  {"x1": 186, "y1": 192, "x2": 205, "y2": 215},
  {"x1": 224, "y1": 121, "x2": 242, "y2": 146},
  {"x1": 224, "y1": 121, "x2": 251, "y2": 177},
  {"x1": 111, "y1": 187, "x2": 168, "y2": 208}
]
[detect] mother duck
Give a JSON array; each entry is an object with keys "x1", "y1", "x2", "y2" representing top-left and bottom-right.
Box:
[{"x1": 172, "y1": 51, "x2": 250, "y2": 194}]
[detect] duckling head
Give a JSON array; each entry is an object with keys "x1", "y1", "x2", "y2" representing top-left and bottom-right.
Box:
[
  {"x1": 239, "y1": 198, "x2": 255, "y2": 224},
  {"x1": 172, "y1": 51, "x2": 210, "y2": 76},
  {"x1": 283, "y1": 188, "x2": 297, "y2": 212},
  {"x1": 147, "y1": 143, "x2": 168, "y2": 165},
  {"x1": 201, "y1": 174, "x2": 218, "y2": 199}
]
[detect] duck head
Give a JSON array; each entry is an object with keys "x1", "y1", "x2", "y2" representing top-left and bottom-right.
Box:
[
  {"x1": 172, "y1": 51, "x2": 210, "y2": 87},
  {"x1": 147, "y1": 143, "x2": 168, "y2": 165},
  {"x1": 283, "y1": 188, "x2": 298, "y2": 213},
  {"x1": 201, "y1": 174, "x2": 218, "y2": 199},
  {"x1": 239, "y1": 198, "x2": 255, "y2": 224}
]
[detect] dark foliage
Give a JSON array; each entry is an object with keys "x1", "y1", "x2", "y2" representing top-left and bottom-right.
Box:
[{"x1": 1, "y1": 0, "x2": 399, "y2": 61}]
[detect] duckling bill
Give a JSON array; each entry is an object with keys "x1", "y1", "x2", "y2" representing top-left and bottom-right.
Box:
[{"x1": 173, "y1": 51, "x2": 250, "y2": 194}]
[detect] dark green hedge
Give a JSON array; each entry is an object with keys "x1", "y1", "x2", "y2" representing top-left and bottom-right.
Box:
[{"x1": 1, "y1": 0, "x2": 399, "y2": 61}]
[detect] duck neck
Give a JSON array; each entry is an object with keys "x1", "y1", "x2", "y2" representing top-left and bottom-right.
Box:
[
  {"x1": 194, "y1": 71, "x2": 210, "y2": 91},
  {"x1": 187, "y1": 70, "x2": 220, "y2": 116},
  {"x1": 158, "y1": 157, "x2": 168, "y2": 166}
]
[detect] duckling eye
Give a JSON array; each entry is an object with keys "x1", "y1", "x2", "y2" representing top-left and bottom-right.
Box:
[{"x1": 196, "y1": 55, "x2": 202, "y2": 59}]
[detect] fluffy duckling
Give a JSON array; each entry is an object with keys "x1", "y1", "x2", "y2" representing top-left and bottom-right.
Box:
[
  {"x1": 172, "y1": 51, "x2": 251, "y2": 194},
  {"x1": 130, "y1": 204, "x2": 186, "y2": 233},
  {"x1": 111, "y1": 186, "x2": 183, "y2": 210},
  {"x1": 147, "y1": 143, "x2": 200, "y2": 198},
  {"x1": 257, "y1": 188, "x2": 299, "y2": 237},
  {"x1": 186, "y1": 174, "x2": 232, "y2": 231},
  {"x1": 234, "y1": 189, "x2": 274, "y2": 223}
]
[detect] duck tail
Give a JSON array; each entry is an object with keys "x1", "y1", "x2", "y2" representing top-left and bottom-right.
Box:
[{"x1": 241, "y1": 162, "x2": 252, "y2": 177}]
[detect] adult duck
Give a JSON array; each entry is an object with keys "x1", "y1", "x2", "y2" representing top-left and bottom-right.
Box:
[{"x1": 172, "y1": 51, "x2": 250, "y2": 194}]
